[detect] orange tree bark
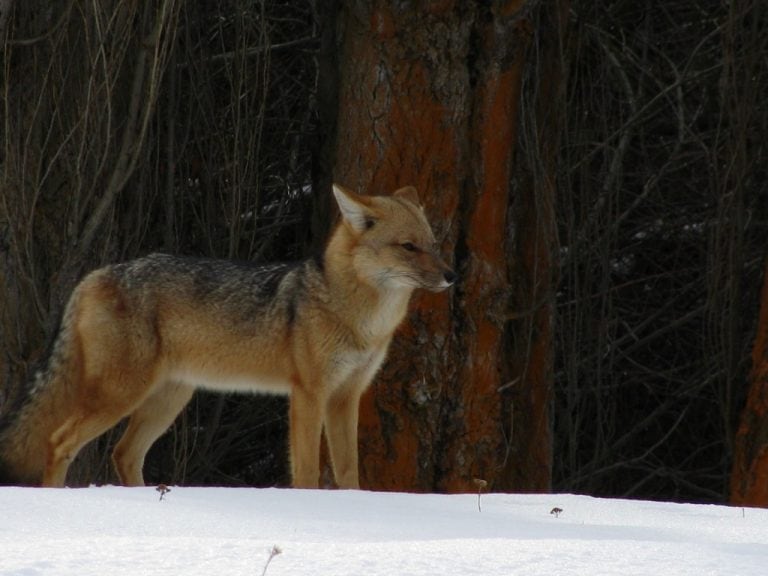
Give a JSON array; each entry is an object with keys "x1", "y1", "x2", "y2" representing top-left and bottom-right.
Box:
[
  {"x1": 331, "y1": 0, "x2": 557, "y2": 492},
  {"x1": 731, "y1": 258, "x2": 768, "y2": 506}
]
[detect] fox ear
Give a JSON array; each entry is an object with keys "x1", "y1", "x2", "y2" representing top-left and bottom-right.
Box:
[
  {"x1": 393, "y1": 185, "x2": 421, "y2": 207},
  {"x1": 333, "y1": 183, "x2": 376, "y2": 233}
]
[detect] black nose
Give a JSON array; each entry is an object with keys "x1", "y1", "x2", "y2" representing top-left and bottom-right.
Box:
[{"x1": 444, "y1": 270, "x2": 457, "y2": 285}]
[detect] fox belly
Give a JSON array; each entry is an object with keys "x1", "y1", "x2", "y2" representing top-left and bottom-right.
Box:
[{"x1": 167, "y1": 368, "x2": 293, "y2": 395}]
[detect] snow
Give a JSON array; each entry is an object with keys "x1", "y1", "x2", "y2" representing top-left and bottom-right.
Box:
[{"x1": 1, "y1": 487, "x2": 767, "y2": 575}]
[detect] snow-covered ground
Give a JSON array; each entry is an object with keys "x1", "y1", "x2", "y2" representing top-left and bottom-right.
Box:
[{"x1": 1, "y1": 486, "x2": 766, "y2": 575}]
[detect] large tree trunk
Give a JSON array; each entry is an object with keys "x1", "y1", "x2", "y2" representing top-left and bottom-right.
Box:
[
  {"x1": 332, "y1": 0, "x2": 556, "y2": 492},
  {"x1": 731, "y1": 258, "x2": 768, "y2": 506}
]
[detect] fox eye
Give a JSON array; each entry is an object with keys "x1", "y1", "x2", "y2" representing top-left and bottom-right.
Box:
[
  {"x1": 364, "y1": 219, "x2": 375, "y2": 230},
  {"x1": 401, "y1": 242, "x2": 418, "y2": 252}
]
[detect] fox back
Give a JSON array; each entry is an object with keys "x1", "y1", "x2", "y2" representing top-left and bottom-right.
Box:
[{"x1": 0, "y1": 184, "x2": 454, "y2": 489}]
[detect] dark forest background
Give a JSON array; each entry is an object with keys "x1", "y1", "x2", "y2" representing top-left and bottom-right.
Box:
[{"x1": 1, "y1": 0, "x2": 767, "y2": 505}]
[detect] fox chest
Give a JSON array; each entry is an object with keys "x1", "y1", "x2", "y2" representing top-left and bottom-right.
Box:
[{"x1": 327, "y1": 345, "x2": 390, "y2": 391}]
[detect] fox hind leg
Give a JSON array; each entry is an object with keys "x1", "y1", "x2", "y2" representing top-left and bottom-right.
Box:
[
  {"x1": 44, "y1": 407, "x2": 131, "y2": 487},
  {"x1": 112, "y1": 381, "x2": 194, "y2": 487}
]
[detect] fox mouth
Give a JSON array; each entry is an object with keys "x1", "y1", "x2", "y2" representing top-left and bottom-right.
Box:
[
  {"x1": 421, "y1": 271, "x2": 456, "y2": 292},
  {"x1": 425, "y1": 279, "x2": 454, "y2": 292},
  {"x1": 370, "y1": 269, "x2": 456, "y2": 292},
  {"x1": 428, "y1": 269, "x2": 457, "y2": 292}
]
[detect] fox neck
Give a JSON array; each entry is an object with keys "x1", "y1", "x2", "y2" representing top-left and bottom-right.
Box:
[{"x1": 323, "y1": 225, "x2": 414, "y2": 343}]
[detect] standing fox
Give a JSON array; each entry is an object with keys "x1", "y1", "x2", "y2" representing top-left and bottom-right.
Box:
[{"x1": 0, "y1": 184, "x2": 455, "y2": 489}]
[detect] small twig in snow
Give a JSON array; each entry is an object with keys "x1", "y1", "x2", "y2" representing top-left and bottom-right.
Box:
[
  {"x1": 261, "y1": 545, "x2": 282, "y2": 576},
  {"x1": 156, "y1": 484, "x2": 171, "y2": 501},
  {"x1": 473, "y1": 478, "x2": 488, "y2": 512}
]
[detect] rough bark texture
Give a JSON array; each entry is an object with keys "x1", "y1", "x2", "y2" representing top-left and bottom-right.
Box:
[
  {"x1": 333, "y1": 0, "x2": 554, "y2": 492},
  {"x1": 731, "y1": 259, "x2": 768, "y2": 506}
]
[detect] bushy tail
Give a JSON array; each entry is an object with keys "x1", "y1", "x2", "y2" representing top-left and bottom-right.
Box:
[
  {"x1": 0, "y1": 375, "x2": 58, "y2": 485},
  {"x1": 0, "y1": 296, "x2": 81, "y2": 486}
]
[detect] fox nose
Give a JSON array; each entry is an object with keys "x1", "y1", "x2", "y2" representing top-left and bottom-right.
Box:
[{"x1": 444, "y1": 270, "x2": 457, "y2": 285}]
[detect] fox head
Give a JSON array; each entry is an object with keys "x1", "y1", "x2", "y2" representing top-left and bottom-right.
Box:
[{"x1": 331, "y1": 184, "x2": 456, "y2": 293}]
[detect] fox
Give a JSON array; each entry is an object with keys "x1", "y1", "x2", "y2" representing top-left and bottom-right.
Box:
[{"x1": 0, "y1": 184, "x2": 455, "y2": 489}]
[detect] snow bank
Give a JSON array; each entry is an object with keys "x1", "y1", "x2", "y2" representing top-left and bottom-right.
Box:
[{"x1": 1, "y1": 487, "x2": 766, "y2": 575}]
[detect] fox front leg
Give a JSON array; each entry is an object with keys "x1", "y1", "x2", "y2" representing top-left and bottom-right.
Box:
[
  {"x1": 289, "y1": 386, "x2": 323, "y2": 488},
  {"x1": 324, "y1": 385, "x2": 363, "y2": 490}
]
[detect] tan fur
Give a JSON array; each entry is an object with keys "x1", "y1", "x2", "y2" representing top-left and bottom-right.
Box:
[{"x1": 0, "y1": 185, "x2": 454, "y2": 489}]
